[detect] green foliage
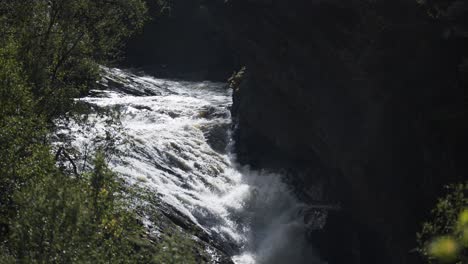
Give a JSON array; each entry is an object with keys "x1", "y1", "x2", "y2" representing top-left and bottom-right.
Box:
[
  {"x1": 228, "y1": 66, "x2": 247, "y2": 91},
  {"x1": 4, "y1": 151, "x2": 153, "y2": 263},
  {"x1": 0, "y1": 0, "x2": 151, "y2": 118},
  {"x1": 428, "y1": 236, "x2": 460, "y2": 263},
  {"x1": 1, "y1": 145, "x2": 200, "y2": 263},
  {"x1": 0, "y1": 248, "x2": 14, "y2": 264},
  {"x1": 417, "y1": 183, "x2": 468, "y2": 263},
  {"x1": 153, "y1": 233, "x2": 199, "y2": 264},
  {"x1": 0, "y1": 41, "x2": 47, "y2": 235}
]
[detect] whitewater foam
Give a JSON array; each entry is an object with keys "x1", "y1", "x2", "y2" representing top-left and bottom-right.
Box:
[{"x1": 55, "y1": 67, "x2": 323, "y2": 264}]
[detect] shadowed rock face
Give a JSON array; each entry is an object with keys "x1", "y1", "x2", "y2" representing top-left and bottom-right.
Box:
[
  {"x1": 123, "y1": 0, "x2": 236, "y2": 81},
  {"x1": 215, "y1": 0, "x2": 468, "y2": 263},
  {"x1": 120, "y1": 0, "x2": 468, "y2": 262}
]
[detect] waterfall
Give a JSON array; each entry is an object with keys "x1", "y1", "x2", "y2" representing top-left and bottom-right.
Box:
[{"x1": 55, "y1": 67, "x2": 324, "y2": 264}]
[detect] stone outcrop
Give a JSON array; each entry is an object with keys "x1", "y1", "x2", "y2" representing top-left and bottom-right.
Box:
[{"x1": 218, "y1": 0, "x2": 468, "y2": 263}]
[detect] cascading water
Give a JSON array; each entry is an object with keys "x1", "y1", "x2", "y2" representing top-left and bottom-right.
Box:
[{"x1": 55, "y1": 67, "x2": 324, "y2": 264}]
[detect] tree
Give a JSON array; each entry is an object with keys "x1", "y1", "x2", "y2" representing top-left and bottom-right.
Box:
[
  {"x1": 0, "y1": 40, "x2": 47, "y2": 238},
  {"x1": 0, "y1": 0, "x2": 152, "y2": 118}
]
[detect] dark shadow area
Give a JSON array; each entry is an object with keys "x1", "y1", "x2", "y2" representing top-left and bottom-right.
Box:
[
  {"x1": 223, "y1": 1, "x2": 468, "y2": 264},
  {"x1": 123, "y1": 0, "x2": 468, "y2": 263},
  {"x1": 123, "y1": 0, "x2": 237, "y2": 81}
]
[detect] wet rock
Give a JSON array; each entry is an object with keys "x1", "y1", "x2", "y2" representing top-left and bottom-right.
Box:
[
  {"x1": 198, "y1": 106, "x2": 230, "y2": 119},
  {"x1": 194, "y1": 162, "x2": 203, "y2": 170},
  {"x1": 166, "y1": 152, "x2": 192, "y2": 172},
  {"x1": 167, "y1": 111, "x2": 180, "y2": 119},
  {"x1": 135, "y1": 190, "x2": 235, "y2": 264},
  {"x1": 132, "y1": 104, "x2": 152, "y2": 111},
  {"x1": 201, "y1": 123, "x2": 230, "y2": 153},
  {"x1": 98, "y1": 68, "x2": 169, "y2": 96}
]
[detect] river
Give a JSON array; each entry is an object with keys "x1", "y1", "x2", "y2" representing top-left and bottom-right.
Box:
[{"x1": 55, "y1": 67, "x2": 323, "y2": 264}]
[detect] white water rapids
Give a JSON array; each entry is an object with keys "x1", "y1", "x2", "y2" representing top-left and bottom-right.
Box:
[{"x1": 56, "y1": 68, "x2": 323, "y2": 264}]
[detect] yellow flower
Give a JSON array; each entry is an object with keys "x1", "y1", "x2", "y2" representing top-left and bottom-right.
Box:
[
  {"x1": 99, "y1": 188, "x2": 109, "y2": 198},
  {"x1": 458, "y1": 209, "x2": 468, "y2": 228},
  {"x1": 461, "y1": 227, "x2": 468, "y2": 248},
  {"x1": 428, "y1": 236, "x2": 460, "y2": 263}
]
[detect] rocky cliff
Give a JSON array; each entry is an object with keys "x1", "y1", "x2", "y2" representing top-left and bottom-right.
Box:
[
  {"x1": 124, "y1": 0, "x2": 236, "y2": 81},
  {"x1": 218, "y1": 0, "x2": 468, "y2": 263}
]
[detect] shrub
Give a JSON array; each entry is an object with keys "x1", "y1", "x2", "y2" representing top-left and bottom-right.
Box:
[
  {"x1": 6, "y1": 151, "x2": 151, "y2": 263},
  {"x1": 417, "y1": 183, "x2": 468, "y2": 263}
]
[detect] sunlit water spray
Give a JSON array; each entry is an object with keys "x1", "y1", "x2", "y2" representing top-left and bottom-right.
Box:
[{"x1": 56, "y1": 68, "x2": 323, "y2": 264}]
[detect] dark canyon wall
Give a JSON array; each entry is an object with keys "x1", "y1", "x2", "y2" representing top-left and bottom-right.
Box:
[
  {"x1": 124, "y1": 0, "x2": 236, "y2": 81},
  {"x1": 216, "y1": 0, "x2": 468, "y2": 263},
  {"x1": 125, "y1": 0, "x2": 468, "y2": 262}
]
